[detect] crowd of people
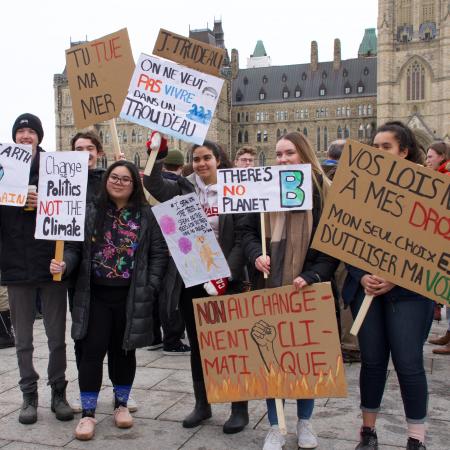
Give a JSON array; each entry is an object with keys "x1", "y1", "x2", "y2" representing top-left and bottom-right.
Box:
[{"x1": 0, "y1": 112, "x2": 449, "y2": 450}]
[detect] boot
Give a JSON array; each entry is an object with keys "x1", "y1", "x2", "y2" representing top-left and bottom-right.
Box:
[
  {"x1": 0, "y1": 310, "x2": 14, "y2": 349},
  {"x1": 19, "y1": 391, "x2": 38, "y2": 424},
  {"x1": 51, "y1": 380, "x2": 74, "y2": 421},
  {"x1": 182, "y1": 380, "x2": 212, "y2": 428},
  {"x1": 432, "y1": 342, "x2": 450, "y2": 355},
  {"x1": 223, "y1": 401, "x2": 249, "y2": 434},
  {"x1": 428, "y1": 330, "x2": 450, "y2": 346}
]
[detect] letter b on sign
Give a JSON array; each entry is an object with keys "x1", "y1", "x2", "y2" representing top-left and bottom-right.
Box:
[{"x1": 279, "y1": 170, "x2": 305, "y2": 208}]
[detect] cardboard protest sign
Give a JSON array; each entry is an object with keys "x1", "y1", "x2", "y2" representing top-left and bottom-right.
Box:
[
  {"x1": 153, "y1": 28, "x2": 226, "y2": 77},
  {"x1": 193, "y1": 283, "x2": 347, "y2": 402},
  {"x1": 65, "y1": 28, "x2": 135, "y2": 128},
  {"x1": 35, "y1": 152, "x2": 89, "y2": 241},
  {"x1": 0, "y1": 143, "x2": 32, "y2": 206},
  {"x1": 312, "y1": 139, "x2": 450, "y2": 306},
  {"x1": 120, "y1": 53, "x2": 224, "y2": 145},
  {"x1": 217, "y1": 164, "x2": 313, "y2": 214},
  {"x1": 152, "y1": 193, "x2": 230, "y2": 287}
]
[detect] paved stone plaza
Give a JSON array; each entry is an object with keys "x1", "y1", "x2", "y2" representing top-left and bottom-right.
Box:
[{"x1": 0, "y1": 312, "x2": 448, "y2": 450}]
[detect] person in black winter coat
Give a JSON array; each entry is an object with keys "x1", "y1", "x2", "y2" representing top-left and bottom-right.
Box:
[
  {"x1": 50, "y1": 160, "x2": 167, "y2": 441},
  {"x1": 143, "y1": 137, "x2": 249, "y2": 434},
  {"x1": 240, "y1": 131, "x2": 338, "y2": 450},
  {"x1": 0, "y1": 113, "x2": 73, "y2": 425}
]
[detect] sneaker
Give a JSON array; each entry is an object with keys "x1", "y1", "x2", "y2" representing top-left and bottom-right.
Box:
[
  {"x1": 355, "y1": 427, "x2": 378, "y2": 449},
  {"x1": 112, "y1": 394, "x2": 138, "y2": 413},
  {"x1": 147, "y1": 339, "x2": 163, "y2": 350},
  {"x1": 406, "y1": 437, "x2": 426, "y2": 450},
  {"x1": 71, "y1": 396, "x2": 82, "y2": 414},
  {"x1": 75, "y1": 417, "x2": 97, "y2": 440},
  {"x1": 263, "y1": 427, "x2": 286, "y2": 450},
  {"x1": 297, "y1": 419, "x2": 318, "y2": 449},
  {"x1": 114, "y1": 405, "x2": 133, "y2": 429},
  {"x1": 163, "y1": 342, "x2": 191, "y2": 356}
]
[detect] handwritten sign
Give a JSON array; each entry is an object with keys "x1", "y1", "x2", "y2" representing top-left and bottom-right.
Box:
[
  {"x1": 193, "y1": 283, "x2": 347, "y2": 402},
  {"x1": 35, "y1": 152, "x2": 89, "y2": 241},
  {"x1": 65, "y1": 28, "x2": 135, "y2": 128},
  {"x1": 0, "y1": 143, "x2": 32, "y2": 206},
  {"x1": 120, "y1": 53, "x2": 224, "y2": 145},
  {"x1": 153, "y1": 28, "x2": 226, "y2": 77},
  {"x1": 152, "y1": 193, "x2": 230, "y2": 287},
  {"x1": 217, "y1": 165, "x2": 313, "y2": 214},
  {"x1": 312, "y1": 140, "x2": 450, "y2": 306}
]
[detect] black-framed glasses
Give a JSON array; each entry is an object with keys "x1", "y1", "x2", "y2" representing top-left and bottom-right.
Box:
[{"x1": 108, "y1": 174, "x2": 133, "y2": 186}]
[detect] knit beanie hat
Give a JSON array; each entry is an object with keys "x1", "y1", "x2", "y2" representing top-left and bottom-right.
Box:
[
  {"x1": 12, "y1": 113, "x2": 44, "y2": 144},
  {"x1": 164, "y1": 149, "x2": 185, "y2": 166}
]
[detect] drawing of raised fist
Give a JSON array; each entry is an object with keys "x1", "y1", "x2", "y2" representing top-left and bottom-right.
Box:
[{"x1": 251, "y1": 320, "x2": 281, "y2": 372}]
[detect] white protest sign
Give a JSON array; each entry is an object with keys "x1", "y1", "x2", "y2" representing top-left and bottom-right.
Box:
[
  {"x1": 0, "y1": 143, "x2": 32, "y2": 207},
  {"x1": 152, "y1": 193, "x2": 231, "y2": 287},
  {"x1": 217, "y1": 164, "x2": 313, "y2": 214},
  {"x1": 120, "y1": 53, "x2": 224, "y2": 145},
  {"x1": 35, "y1": 152, "x2": 89, "y2": 241}
]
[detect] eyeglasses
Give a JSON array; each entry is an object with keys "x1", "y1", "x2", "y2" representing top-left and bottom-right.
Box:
[{"x1": 108, "y1": 174, "x2": 133, "y2": 186}]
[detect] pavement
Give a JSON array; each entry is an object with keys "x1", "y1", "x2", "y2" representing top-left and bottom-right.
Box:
[{"x1": 0, "y1": 310, "x2": 448, "y2": 450}]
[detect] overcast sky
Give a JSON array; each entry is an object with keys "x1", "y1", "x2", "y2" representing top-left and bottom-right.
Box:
[{"x1": 0, "y1": 0, "x2": 378, "y2": 150}]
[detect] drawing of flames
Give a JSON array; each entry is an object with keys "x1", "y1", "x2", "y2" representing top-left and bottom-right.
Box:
[{"x1": 205, "y1": 355, "x2": 347, "y2": 403}]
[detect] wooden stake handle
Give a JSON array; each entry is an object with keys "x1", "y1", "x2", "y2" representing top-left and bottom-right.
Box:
[
  {"x1": 144, "y1": 149, "x2": 159, "y2": 176},
  {"x1": 350, "y1": 294, "x2": 374, "y2": 336},
  {"x1": 53, "y1": 240, "x2": 64, "y2": 282},
  {"x1": 275, "y1": 398, "x2": 287, "y2": 435},
  {"x1": 260, "y1": 212, "x2": 268, "y2": 279},
  {"x1": 108, "y1": 119, "x2": 122, "y2": 160}
]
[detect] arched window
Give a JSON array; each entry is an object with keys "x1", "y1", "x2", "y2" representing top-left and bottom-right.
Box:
[
  {"x1": 316, "y1": 127, "x2": 321, "y2": 151},
  {"x1": 131, "y1": 129, "x2": 136, "y2": 144},
  {"x1": 238, "y1": 131, "x2": 242, "y2": 144},
  {"x1": 322, "y1": 71, "x2": 327, "y2": 79},
  {"x1": 245, "y1": 112, "x2": 249, "y2": 122},
  {"x1": 105, "y1": 131, "x2": 110, "y2": 144},
  {"x1": 344, "y1": 125, "x2": 350, "y2": 138},
  {"x1": 259, "y1": 152, "x2": 266, "y2": 166},
  {"x1": 357, "y1": 81, "x2": 365, "y2": 94},
  {"x1": 101, "y1": 154, "x2": 108, "y2": 169},
  {"x1": 406, "y1": 61, "x2": 425, "y2": 101},
  {"x1": 259, "y1": 88, "x2": 266, "y2": 100},
  {"x1": 282, "y1": 87, "x2": 289, "y2": 99},
  {"x1": 244, "y1": 131, "x2": 249, "y2": 143},
  {"x1": 137, "y1": 130, "x2": 143, "y2": 143},
  {"x1": 237, "y1": 112, "x2": 241, "y2": 122},
  {"x1": 295, "y1": 85, "x2": 301, "y2": 98},
  {"x1": 236, "y1": 89, "x2": 243, "y2": 102},
  {"x1": 263, "y1": 130, "x2": 268, "y2": 142},
  {"x1": 363, "y1": 67, "x2": 369, "y2": 76},
  {"x1": 319, "y1": 83, "x2": 326, "y2": 96},
  {"x1": 301, "y1": 72, "x2": 307, "y2": 81},
  {"x1": 99, "y1": 130, "x2": 104, "y2": 143},
  {"x1": 257, "y1": 131, "x2": 262, "y2": 142},
  {"x1": 283, "y1": 128, "x2": 287, "y2": 135},
  {"x1": 122, "y1": 131, "x2": 128, "y2": 144},
  {"x1": 303, "y1": 127, "x2": 308, "y2": 137},
  {"x1": 358, "y1": 124, "x2": 364, "y2": 140},
  {"x1": 344, "y1": 82, "x2": 351, "y2": 95},
  {"x1": 281, "y1": 73, "x2": 287, "y2": 82},
  {"x1": 324, "y1": 127, "x2": 328, "y2": 151},
  {"x1": 243, "y1": 76, "x2": 249, "y2": 85},
  {"x1": 343, "y1": 68, "x2": 348, "y2": 77},
  {"x1": 366, "y1": 123, "x2": 372, "y2": 139},
  {"x1": 337, "y1": 126, "x2": 343, "y2": 139},
  {"x1": 134, "y1": 153, "x2": 141, "y2": 168},
  {"x1": 262, "y1": 75, "x2": 268, "y2": 84},
  {"x1": 277, "y1": 128, "x2": 281, "y2": 139}
]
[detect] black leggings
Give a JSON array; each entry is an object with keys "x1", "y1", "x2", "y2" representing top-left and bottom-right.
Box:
[
  {"x1": 78, "y1": 285, "x2": 136, "y2": 393},
  {"x1": 179, "y1": 284, "x2": 206, "y2": 383}
]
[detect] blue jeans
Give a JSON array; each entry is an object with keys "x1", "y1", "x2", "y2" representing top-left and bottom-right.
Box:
[
  {"x1": 266, "y1": 399, "x2": 314, "y2": 425},
  {"x1": 350, "y1": 290, "x2": 433, "y2": 423}
]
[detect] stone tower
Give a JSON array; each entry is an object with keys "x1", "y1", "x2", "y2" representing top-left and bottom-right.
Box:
[{"x1": 377, "y1": 0, "x2": 450, "y2": 144}]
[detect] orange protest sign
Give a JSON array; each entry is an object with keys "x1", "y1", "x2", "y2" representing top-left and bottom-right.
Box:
[
  {"x1": 312, "y1": 140, "x2": 450, "y2": 306},
  {"x1": 193, "y1": 283, "x2": 347, "y2": 403},
  {"x1": 65, "y1": 28, "x2": 135, "y2": 128}
]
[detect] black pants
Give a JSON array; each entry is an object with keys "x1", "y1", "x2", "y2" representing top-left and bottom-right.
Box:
[
  {"x1": 179, "y1": 284, "x2": 206, "y2": 383},
  {"x1": 152, "y1": 294, "x2": 185, "y2": 349},
  {"x1": 78, "y1": 285, "x2": 136, "y2": 393}
]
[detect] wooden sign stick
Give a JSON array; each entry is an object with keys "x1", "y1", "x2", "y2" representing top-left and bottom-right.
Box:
[
  {"x1": 108, "y1": 118, "x2": 122, "y2": 161},
  {"x1": 53, "y1": 240, "x2": 64, "y2": 282},
  {"x1": 275, "y1": 398, "x2": 287, "y2": 435},
  {"x1": 260, "y1": 212, "x2": 268, "y2": 280},
  {"x1": 350, "y1": 294, "x2": 374, "y2": 336}
]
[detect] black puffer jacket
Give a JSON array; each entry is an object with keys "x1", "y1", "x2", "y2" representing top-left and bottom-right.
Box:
[
  {"x1": 0, "y1": 147, "x2": 56, "y2": 285},
  {"x1": 65, "y1": 203, "x2": 168, "y2": 350},
  {"x1": 240, "y1": 179, "x2": 339, "y2": 287}
]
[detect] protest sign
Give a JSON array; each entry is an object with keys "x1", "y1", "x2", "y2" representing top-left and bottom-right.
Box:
[
  {"x1": 0, "y1": 143, "x2": 32, "y2": 206},
  {"x1": 35, "y1": 152, "x2": 89, "y2": 241},
  {"x1": 193, "y1": 283, "x2": 347, "y2": 402},
  {"x1": 312, "y1": 139, "x2": 450, "y2": 306},
  {"x1": 65, "y1": 28, "x2": 135, "y2": 128},
  {"x1": 120, "y1": 53, "x2": 224, "y2": 145},
  {"x1": 152, "y1": 193, "x2": 230, "y2": 287},
  {"x1": 153, "y1": 28, "x2": 226, "y2": 77},
  {"x1": 217, "y1": 164, "x2": 313, "y2": 214}
]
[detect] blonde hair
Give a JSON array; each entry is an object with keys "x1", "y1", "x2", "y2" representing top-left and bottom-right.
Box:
[{"x1": 278, "y1": 132, "x2": 330, "y2": 205}]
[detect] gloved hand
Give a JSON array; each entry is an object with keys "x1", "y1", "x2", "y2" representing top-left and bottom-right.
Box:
[
  {"x1": 203, "y1": 278, "x2": 228, "y2": 296},
  {"x1": 146, "y1": 131, "x2": 168, "y2": 159}
]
